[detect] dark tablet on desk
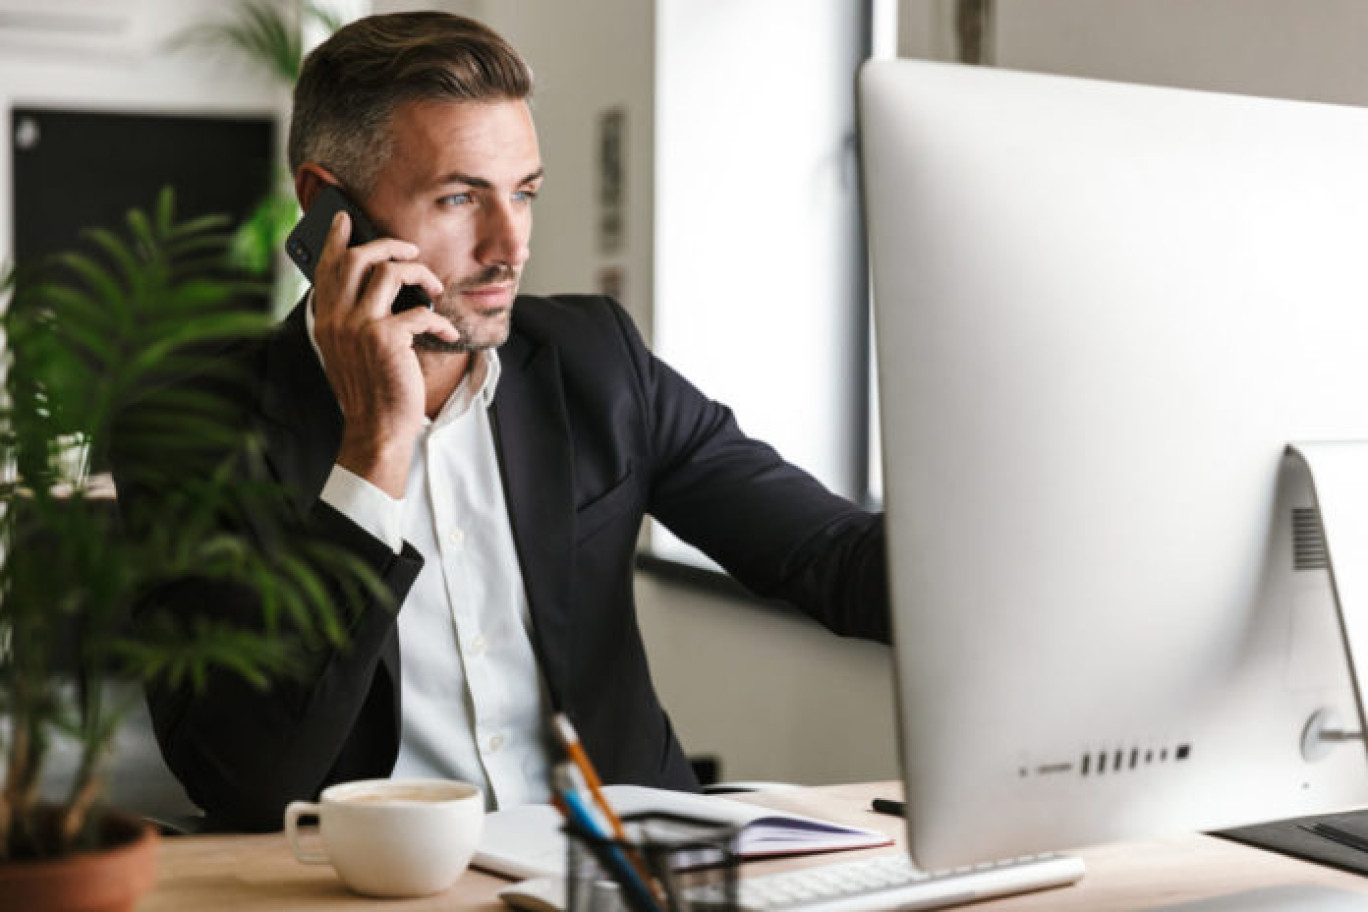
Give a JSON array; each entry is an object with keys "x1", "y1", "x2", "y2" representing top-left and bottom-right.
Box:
[{"x1": 1216, "y1": 808, "x2": 1368, "y2": 878}]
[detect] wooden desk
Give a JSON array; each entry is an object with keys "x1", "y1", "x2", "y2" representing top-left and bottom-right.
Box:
[{"x1": 141, "y1": 782, "x2": 1368, "y2": 911}]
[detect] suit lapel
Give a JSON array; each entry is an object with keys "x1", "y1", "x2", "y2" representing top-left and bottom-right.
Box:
[
  {"x1": 490, "y1": 328, "x2": 575, "y2": 712},
  {"x1": 256, "y1": 304, "x2": 572, "y2": 721}
]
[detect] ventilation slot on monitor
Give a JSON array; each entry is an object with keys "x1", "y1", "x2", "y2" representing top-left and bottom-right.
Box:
[
  {"x1": 1293, "y1": 507, "x2": 1329, "y2": 571},
  {"x1": 1078, "y1": 742, "x2": 1191, "y2": 777}
]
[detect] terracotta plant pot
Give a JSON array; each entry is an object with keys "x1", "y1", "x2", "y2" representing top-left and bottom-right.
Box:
[{"x1": 0, "y1": 807, "x2": 159, "y2": 912}]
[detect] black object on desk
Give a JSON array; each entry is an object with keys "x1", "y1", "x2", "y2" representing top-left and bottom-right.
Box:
[
  {"x1": 871, "y1": 798, "x2": 906, "y2": 818},
  {"x1": 1217, "y1": 808, "x2": 1368, "y2": 876}
]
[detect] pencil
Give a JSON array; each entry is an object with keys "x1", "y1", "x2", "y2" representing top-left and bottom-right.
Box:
[
  {"x1": 551, "y1": 714, "x2": 668, "y2": 902},
  {"x1": 553, "y1": 764, "x2": 662, "y2": 912},
  {"x1": 552, "y1": 713, "x2": 628, "y2": 842}
]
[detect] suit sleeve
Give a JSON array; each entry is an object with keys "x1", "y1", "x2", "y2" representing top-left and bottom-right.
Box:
[
  {"x1": 602, "y1": 300, "x2": 890, "y2": 642},
  {"x1": 113, "y1": 414, "x2": 423, "y2": 833}
]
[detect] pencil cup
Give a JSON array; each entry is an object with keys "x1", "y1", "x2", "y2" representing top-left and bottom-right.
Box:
[{"x1": 564, "y1": 812, "x2": 739, "y2": 912}]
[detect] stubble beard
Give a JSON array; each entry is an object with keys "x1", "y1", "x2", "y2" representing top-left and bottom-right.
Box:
[{"x1": 412, "y1": 266, "x2": 518, "y2": 354}]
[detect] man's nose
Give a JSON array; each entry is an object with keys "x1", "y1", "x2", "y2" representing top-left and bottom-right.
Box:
[{"x1": 476, "y1": 201, "x2": 530, "y2": 268}]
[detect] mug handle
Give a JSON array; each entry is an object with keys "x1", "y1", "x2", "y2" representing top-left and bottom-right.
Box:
[{"x1": 284, "y1": 801, "x2": 329, "y2": 864}]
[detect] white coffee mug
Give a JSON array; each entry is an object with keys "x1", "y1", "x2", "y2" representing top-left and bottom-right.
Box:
[{"x1": 284, "y1": 778, "x2": 485, "y2": 898}]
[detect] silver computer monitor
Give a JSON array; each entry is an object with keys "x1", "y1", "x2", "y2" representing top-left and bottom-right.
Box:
[{"x1": 861, "y1": 59, "x2": 1368, "y2": 870}]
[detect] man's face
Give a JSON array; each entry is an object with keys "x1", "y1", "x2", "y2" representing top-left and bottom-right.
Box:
[{"x1": 362, "y1": 98, "x2": 543, "y2": 352}]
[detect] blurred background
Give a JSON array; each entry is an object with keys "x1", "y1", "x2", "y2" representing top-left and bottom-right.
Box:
[{"x1": 7, "y1": 0, "x2": 1368, "y2": 822}]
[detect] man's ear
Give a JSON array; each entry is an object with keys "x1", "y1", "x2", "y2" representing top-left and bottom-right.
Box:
[{"x1": 294, "y1": 165, "x2": 342, "y2": 211}]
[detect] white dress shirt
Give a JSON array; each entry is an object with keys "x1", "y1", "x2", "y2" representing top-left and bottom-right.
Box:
[{"x1": 306, "y1": 301, "x2": 551, "y2": 809}]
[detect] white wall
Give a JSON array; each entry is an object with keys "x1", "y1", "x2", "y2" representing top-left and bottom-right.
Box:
[
  {"x1": 654, "y1": 0, "x2": 865, "y2": 499},
  {"x1": 645, "y1": 0, "x2": 895, "y2": 784},
  {"x1": 996, "y1": 0, "x2": 1368, "y2": 106},
  {"x1": 649, "y1": 0, "x2": 869, "y2": 574},
  {"x1": 902, "y1": 0, "x2": 1368, "y2": 106},
  {"x1": 0, "y1": 0, "x2": 287, "y2": 266},
  {"x1": 635, "y1": 576, "x2": 898, "y2": 785}
]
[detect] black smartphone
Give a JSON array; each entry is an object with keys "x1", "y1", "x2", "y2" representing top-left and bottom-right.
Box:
[{"x1": 284, "y1": 184, "x2": 433, "y2": 314}]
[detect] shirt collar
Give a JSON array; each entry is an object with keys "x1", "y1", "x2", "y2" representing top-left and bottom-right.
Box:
[{"x1": 304, "y1": 291, "x2": 501, "y2": 426}]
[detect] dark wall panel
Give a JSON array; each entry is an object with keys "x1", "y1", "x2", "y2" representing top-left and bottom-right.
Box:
[{"x1": 11, "y1": 107, "x2": 275, "y2": 275}]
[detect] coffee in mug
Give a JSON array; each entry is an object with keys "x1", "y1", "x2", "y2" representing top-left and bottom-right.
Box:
[{"x1": 285, "y1": 778, "x2": 484, "y2": 897}]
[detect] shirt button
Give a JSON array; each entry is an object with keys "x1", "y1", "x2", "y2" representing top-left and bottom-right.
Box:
[
  {"x1": 447, "y1": 527, "x2": 466, "y2": 548},
  {"x1": 488, "y1": 733, "x2": 505, "y2": 752},
  {"x1": 470, "y1": 635, "x2": 488, "y2": 656}
]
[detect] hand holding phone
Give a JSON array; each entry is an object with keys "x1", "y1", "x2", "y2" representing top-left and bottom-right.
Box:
[
  {"x1": 285, "y1": 185, "x2": 434, "y2": 314},
  {"x1": 284, "y1": 183, "x2": 456, "y2": 500}
]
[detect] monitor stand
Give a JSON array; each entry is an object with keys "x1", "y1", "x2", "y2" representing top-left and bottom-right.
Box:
[
  {"x1": 1214, "y1": 445, "x2": 1368, "y2": 902},
  {"x1": 1288, "y1": 441, "x2": 1368, "y2": 756},
  {"x1": 1213, "y1": 446, "x2": 1368, "y2": 888}
]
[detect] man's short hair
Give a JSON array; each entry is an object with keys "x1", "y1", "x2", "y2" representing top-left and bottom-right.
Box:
[{"x1": 289, "y1": 12, "x2": 533, "y2": 196}]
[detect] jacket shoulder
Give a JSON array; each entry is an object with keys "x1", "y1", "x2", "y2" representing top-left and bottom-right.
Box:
[
  {"x1": 508, "y1": 294, "x2": 650, "y2": 376},
  {"x1": 510, "y1": 294, "x2": 639, "y2": 346}
]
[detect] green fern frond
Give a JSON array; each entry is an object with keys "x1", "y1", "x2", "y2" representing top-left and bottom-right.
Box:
[
  {"x1": 2, "y1": 187, "x2": 384, "y2": 860},
  {"x1": 170, "y1": 0, "x2": 303, "y2": 85}
]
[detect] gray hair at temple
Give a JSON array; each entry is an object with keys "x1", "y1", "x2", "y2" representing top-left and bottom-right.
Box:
[{"x1": 288, "y1": 11, "x2": 534, "y2": 196}]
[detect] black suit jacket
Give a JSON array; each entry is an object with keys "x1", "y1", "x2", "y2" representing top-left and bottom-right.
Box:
[{"x1": 116, "y1": 294, "x2": 887, "y2": 832}]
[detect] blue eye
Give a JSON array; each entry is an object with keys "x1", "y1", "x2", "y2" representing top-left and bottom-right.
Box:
[
  {"x1": 513, "y1": 189, "x2": 538, "y2": 203},
  {"x1": 439, "y1": 193, "x2": 473, "y2": 207}
]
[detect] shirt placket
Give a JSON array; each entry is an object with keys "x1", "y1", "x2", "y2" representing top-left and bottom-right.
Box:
[{"x1": 427, "y1": 420, "x2": 511, "y2": 804}]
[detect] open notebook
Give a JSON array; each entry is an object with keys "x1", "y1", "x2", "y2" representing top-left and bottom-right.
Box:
[{"x1": 474, "y1": 785, "x2": 892, "y2": 879}]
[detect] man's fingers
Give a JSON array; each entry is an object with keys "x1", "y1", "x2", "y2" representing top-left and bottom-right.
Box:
[
  {"x1": 341, "y1": 237, "x2": 423, "y2": 272},
  {"x1": 316, "y1": 227, "x2": 426, "y2": 318},
  {"x1": 393, "y1": 305, "x2": 461, "y2": 343},
  {"x1": 315, "y1": 212, "x2": 357, "y2": 306},
  {"x1": 322, "y1": 210, "x2": 352, "y2": 261},
  {"x1": 356, "y1": 260, "x2": 445, "y2": 318}
]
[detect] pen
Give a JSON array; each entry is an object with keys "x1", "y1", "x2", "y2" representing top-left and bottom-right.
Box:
[
  {"x1": 553, "y1": 764, "x2": 662, "y2": 912},
  {"x1": 872, "y1": 798, "x2": 906, "y2": 818}
]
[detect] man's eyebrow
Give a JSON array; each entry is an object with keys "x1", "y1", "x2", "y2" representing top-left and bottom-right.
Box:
[{"x1": 436, "y1": 167, "x2": 545, "y2": 189}]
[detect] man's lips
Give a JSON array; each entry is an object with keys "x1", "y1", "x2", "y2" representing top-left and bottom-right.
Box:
[{"x1": 460, "y1": 283, "x2": 515, "y2": 308}]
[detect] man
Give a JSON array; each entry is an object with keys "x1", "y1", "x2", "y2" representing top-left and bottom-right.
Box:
[{"x1": 121, "y1": 11, "x2": 887, "y2": 832}]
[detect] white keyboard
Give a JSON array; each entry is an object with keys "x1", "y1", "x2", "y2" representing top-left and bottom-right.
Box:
[{"x1": 688, "y1": 852, "x2": 1086, "y2": 912}]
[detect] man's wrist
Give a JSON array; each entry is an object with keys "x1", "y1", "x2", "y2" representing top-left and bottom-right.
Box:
[
  {"x1": 319, "y1": 465, "x2": 405, "y2": 553},
  {"x1": 336, "y1": 433, "x2": 414, "y2": 499}
]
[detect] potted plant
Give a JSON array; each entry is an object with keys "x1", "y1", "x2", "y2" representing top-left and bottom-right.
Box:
[{"x1": 0, "y1": 189, "x2": 382, "y2": 911}]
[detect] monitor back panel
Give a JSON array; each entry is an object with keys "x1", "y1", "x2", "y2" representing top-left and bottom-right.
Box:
[{"x1": 862, "y1": 59, "x2": 1368, "y2": 869}]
